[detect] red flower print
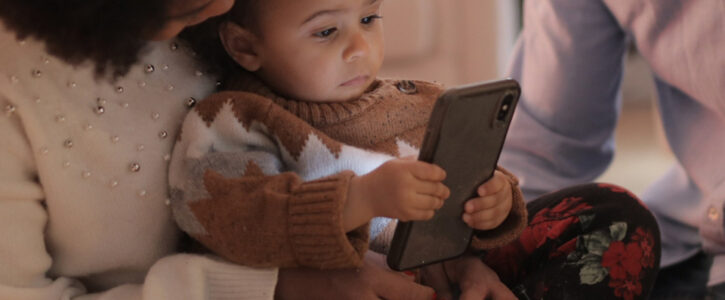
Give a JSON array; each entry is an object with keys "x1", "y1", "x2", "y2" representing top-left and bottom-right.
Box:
[
  {"x1": 630, "y1": 227, "x2": 656, "y2": 268},
  {"x1": 532, "y1": 197, "x2": 591, "y2": 224},
  {"x1": 520, "y1": 197, "x2": 591, "y2": 254},
  {"x1": 520, "y1": 215, "x2": 578, "y2": 253},
  {"x1": 550, "y1": 238, "x2": 577, "y2": 258},
  {"x1": 519, "y1": 222, "x2": 548, "y2": 253},
  {"x1": 601, "y1": 241, "x2": 643, "y2": 280},
  {"x1": 609, "y1": 273, "x2": 643, "y2": 300},
  {"x1": 550, "y1": 197, "x2": 590, "y2": 216},
  {"x1": 543, "y1": 217, "x2": 578, "y2": 245}
]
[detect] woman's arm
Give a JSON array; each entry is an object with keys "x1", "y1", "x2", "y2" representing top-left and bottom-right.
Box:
[{"x1": 0, "y1": 94, "x2": 86, "y2": 299}]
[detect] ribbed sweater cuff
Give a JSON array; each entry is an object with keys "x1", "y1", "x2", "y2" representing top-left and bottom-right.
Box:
[
  {"x1": 144, "y1": 254, "x2": 277, "y2": 300},
  {"x1": 470, "y1": 166, "x2": 528, "y2": 249},
  {"x1": 288, "y1": 170, "x2": 369, "y2": 269},
  {"x1": 205, "y1": 262, "x2": 278, "y2": 299}
]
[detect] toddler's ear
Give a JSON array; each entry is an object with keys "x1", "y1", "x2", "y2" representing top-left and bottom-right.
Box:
[{"x1": 219, "y1": 22, "x2": 262, "y2": 72}]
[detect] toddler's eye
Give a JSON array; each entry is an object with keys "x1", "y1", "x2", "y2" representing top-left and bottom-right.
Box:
[
  {"x1": 361, "y1": 14, "x2": 382, "y2": 25},
  {"x1": 315, "y1": 27, "x2": 338, "y2": 38}
]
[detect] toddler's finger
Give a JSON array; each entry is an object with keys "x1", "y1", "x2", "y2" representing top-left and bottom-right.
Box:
[
  {"x1": 477, "y1": 172, "x2": 506, "y2": 196},
  {"x1": 463, "y1": 214, "x2": 498, "y2": 230},
  {"x1": 416, "y1": 181, "x2": 450, "y2": 200},
  {"x1": 463, "y1": 209, "x2": 505, "y2": 230},
  {"x1": 464, "y1": 195, "x2": 500, "y2": 213},
  {"x1": 410, "y1": 162, "x2": 447, "y2": 182},
  {"x1": 410, "y1": 209, "x2": 436, "y2": 221},
  {"x1": 411, "y1": 194, "x2": 444, "y2": 210},
  {"x1": 464, "y1": 207, "x2": 495, "y2": 222}
]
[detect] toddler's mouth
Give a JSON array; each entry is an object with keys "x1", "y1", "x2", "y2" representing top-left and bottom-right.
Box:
[{"x1": 340, "y1": 75, "x2": 369, "y2": 87}]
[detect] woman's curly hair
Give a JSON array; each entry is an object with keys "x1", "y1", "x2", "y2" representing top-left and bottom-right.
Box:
[
  {"x1": 0, "y1": 0, "x2": 169, "y2": 78},
  {"x1": 179, "y1": 0, "x2": 259, "y2": 81}
]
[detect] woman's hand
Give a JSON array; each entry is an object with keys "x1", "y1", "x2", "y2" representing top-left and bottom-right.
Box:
[
  {"x1": 462, "y1": 170, "x2": 513, "y2": 230},
  {"x1": 275, "y1": 252, "x2": 435, "y2": 300},
  {"x1": 420, "y1": 255, "x2": 516, "y2": 300}
]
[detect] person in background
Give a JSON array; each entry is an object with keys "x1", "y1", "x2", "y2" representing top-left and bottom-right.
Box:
[{"x1": 500, "y1": 1, "x2": 724, "y2": 299}]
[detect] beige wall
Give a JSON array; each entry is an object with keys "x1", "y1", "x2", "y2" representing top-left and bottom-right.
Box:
[{"x1": 379, "y1": 0, "x2": 519, "y2": 86}]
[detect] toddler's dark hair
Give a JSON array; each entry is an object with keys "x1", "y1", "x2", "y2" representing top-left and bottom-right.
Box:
[
  {"x1": 179, "y1": 0, "x2": 261, "y2": 82},
  {"x1": 0, "y1": 0, "x2": 168, "y2": 79}
]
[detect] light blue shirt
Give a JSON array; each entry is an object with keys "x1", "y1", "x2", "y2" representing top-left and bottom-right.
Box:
[{"x1": 500, "y1": 0, "x2": 725, "y2": 285}]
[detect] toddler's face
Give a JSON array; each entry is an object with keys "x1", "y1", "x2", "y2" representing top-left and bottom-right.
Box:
[{"x1": 245, "y1": 0, "x2": 385, "y2": 102}]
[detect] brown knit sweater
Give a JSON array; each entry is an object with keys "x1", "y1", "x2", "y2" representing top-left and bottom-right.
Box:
[{"x1": 168, "y1": 75, "x2": 527, "y2": 269}]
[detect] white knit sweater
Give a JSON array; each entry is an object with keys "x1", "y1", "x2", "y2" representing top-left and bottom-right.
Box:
[{"x1": 0, "y1": 24, "x2": 276, "y2": 300}]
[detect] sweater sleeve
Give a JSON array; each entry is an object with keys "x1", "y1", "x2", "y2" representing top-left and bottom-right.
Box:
[
  {"x1": 0, "y1": 96, "x2": 277, "y2": 300},
  {"x1": 169, "y1": 92, "x2": 369, "y2": 269},
  {"x1": 0, "y1": 95, "x2": 85, "y2": 299},
  {"x1": 498, "y1": 0, "x2": 626, "y2": 200},
  {"x1": 469, "y1": 166, "x2": 528, "y2": 250}
]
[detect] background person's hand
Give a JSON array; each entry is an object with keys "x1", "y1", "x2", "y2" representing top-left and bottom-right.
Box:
[
  {"x1": 420, "y1": 255, "x2": 516, "y2": 300},
  {"x1": 462, "y1": 170, "x2": 513, "y2": 230},
  {"x1": 275, "y1": 252, "x2": 435, "y2": 300}
]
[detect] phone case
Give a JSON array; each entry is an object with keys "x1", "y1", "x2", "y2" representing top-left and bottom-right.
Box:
[{"x1": 386, "y1": 79, "x2": 520, "y2": 271}]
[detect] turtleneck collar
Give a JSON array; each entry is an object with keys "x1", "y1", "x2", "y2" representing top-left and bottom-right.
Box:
[{"x1": 225, "y1": 72, "x2": 385, "y2": 127}]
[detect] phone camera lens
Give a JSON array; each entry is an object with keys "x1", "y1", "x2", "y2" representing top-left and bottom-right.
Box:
[{"x1": 497, "y1": 95, "x2": 514, "y2": 121}]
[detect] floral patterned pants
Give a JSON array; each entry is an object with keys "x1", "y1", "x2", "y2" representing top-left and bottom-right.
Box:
[{"x1": 478, "y1": 183, "x2": 661, "y2": 300}]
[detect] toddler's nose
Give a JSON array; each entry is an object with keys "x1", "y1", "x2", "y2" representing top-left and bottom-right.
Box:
[{"x1": 343, "y1": 32, "x2": 370, "y2": 62}]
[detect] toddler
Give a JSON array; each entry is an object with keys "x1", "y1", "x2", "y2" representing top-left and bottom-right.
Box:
[{"x1": 169, "y1": 0, "x2": 527, "y2": 269}]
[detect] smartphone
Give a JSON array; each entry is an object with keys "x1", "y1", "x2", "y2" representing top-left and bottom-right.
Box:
[{"x1": 386, "y1": 79, "x2": 520, "y2": 271}]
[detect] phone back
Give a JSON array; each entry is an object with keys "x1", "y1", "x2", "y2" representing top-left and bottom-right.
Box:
[{"x1": 387, "y1": 79, "x2": 520, "y2": 271}]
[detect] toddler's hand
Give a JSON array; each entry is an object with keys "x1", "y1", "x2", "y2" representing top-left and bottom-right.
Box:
[
  {"x1": 462, "y1": 170, "x2": 513, "y2": 230},
  {"x1": 352, "y1": 158, "x2": 450, "y2": 222}
]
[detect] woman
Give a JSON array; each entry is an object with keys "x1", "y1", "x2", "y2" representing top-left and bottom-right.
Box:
[{"x1": 0, "y1": 0, "x2": 453, "y2": 298}]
